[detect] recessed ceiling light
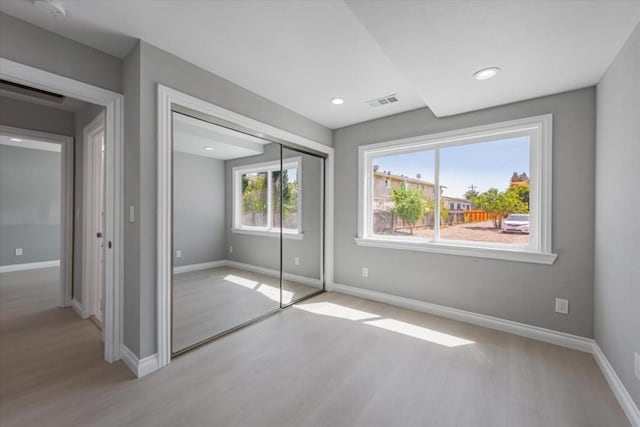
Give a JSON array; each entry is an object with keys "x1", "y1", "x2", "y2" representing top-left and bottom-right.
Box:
[
  {"x1": 204, "y1": 147, "x2": 215, "y2": 151},
  {"x1": 473, "y1": 67, "x2": 501, "y2": 81},
  {"x1": 9, "y1": 138, "x2": 22, "y2": 142},
  {"x1": 330, "y1": 98, "x2": 344, "y2": 105}
]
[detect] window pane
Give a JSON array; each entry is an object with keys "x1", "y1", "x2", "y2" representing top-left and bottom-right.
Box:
[
  {"x1": 272, "y1": 167, "x2": 299, "y2": 230},
  {"x1": 371, "y1": 150, "x2": 436, "y2": 239},
  {"x1": 241, "y1": 172, "x2": 268, "y2": 227},
  {"x1": 439, "y1": 136, "x2": 530, "y2": 245}
]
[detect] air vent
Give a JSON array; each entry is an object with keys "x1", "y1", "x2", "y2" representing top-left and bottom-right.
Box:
[
  {"x1": 0, "y1": 79, "x2": 65, "y2": 103},
  {"x1": 367, "y1": 93, "x2": 399, "y2": 108}
]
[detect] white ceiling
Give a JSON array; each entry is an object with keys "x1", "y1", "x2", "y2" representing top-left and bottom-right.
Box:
[
  {"x1": 1, "y1": 0, "x2": 639, "y2": 128},
  {"x1": 172, "y1": 112, "x2": 266, "y2": 160}
]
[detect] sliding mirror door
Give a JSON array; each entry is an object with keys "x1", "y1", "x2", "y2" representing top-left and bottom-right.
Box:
[
  {"x1": 171, "y1": 112, "x2": 280, "y2": 354},
  {"x1": 280, "y1": 147, "x2": 324, "y2": 305}
]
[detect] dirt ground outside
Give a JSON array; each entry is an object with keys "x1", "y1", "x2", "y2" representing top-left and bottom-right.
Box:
[{"x1": 388, "y1": 220, "x2": 529, "y2": 244}]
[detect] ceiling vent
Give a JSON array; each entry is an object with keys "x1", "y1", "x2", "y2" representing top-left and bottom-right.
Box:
[
  {"x1": 367, "y1": 94, "x2": 399, "y2": 108},
  {"x1": 0, "y1": 79, "x2": 65, "y2": 104}
]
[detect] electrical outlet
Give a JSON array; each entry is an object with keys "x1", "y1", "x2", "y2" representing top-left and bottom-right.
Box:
[
  {"x1": 176, "y1": 250, "x2": 182, "y2": 258},
  {"x1": 129, "y1": 206, "x2": 135, "y2": 223},
  {"x1": 15, "y1": 248, "x2": 23, "y2": 256},
  {"x1": 229, "y1": 246, "x2": 233, "y2": 254},
  {"x1": 362, "y1": 267, "x2": 369, "y2": 278},
  {"x1": 294, "y1": 257, "x2": 299, "y2": 265},
  {"x1": 555, "y1": 298, "x2": 569, "y2": 314},
  {"x1": 634, "y1": 352, "x2": 640, "y2": 381}
]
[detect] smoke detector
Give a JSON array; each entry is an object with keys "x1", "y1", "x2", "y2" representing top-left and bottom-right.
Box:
[
  {"x1": 367, "y1": 94, "x2": 399, "y2": 108},
  {"x1": 34, "y1": 1, "x2": 67, "y2": 18}
]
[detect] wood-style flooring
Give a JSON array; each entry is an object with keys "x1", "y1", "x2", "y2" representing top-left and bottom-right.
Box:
[
  {"x1": 0, "y1": 267, "x2": 629, "y2": 426},
  {"x1": 172, "y1": 266, "x2": 320, "y2": 352}
]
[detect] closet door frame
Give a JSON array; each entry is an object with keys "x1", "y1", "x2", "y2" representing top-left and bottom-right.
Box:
[{"x1": 156, "y1": 85, "x2": 334, "y2": 371}]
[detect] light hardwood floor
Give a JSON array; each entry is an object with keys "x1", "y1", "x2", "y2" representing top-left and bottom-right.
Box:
[
  {"x1": 0, "y1": 267, "x2": 629, "y2": 426},
  {"x1": 172, "y1": 266, "x2": 320, "y2": 352}
]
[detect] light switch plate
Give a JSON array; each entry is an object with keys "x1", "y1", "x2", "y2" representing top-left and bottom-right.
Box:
[
  {"x1": 176, "y1": 250, "x2": 182, "y2": 258},
  {"x1": 15, "y1": 248, "x2": 23, "y2": 256},
  {"x1": 129, "y1": 206, "x2": 135, "y2": 223},
  {"x1": 294, "y1": 257, "x2": 299, "y2": 265}
]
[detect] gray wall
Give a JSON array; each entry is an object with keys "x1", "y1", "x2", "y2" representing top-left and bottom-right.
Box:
[
  {"x1": 594, "y1": 23, "x2": 640, "y2": 407},
  {"x1": 173, "y1": 152, "x2": 226, "y2": 266},
  {"x1": 225, "y1": 143, "x2": 323, "y2": 280},
  {"x1": 0, "y1": 145, "x2": 61, "y2": 266},
  {"x1": 0, "y1": 12, "x2": 123, "y2": 94},
  {"x1": 72, "y1": 103, "x2": 105, "y2": 302},
  {"x1": 124, "y1": 41, "x2": 332, "y2": 357},
  {"x1": 333, "y1": 87, "x2": 596, "y2": 338},
  {"x1": 0, "y1": 96, "x2": 75, "y2": 136},
  {"x1": 0, "y1": 96, "x2": 74, "y2": 267}
]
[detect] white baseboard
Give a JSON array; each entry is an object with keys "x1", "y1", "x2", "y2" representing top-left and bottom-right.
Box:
[
  {"x1": 173, "y1": 260, "x2": 226, "y2": 274},
  {"x1": 592, "y1": 343, "x2": 640, "y2": 426},
  {"x1": 71, "y1": 298, "x2": 82, "y2": 316},
  {"x1": 0, "y1": 259, "x2": 60, "y2": 273},
  {"x1": 226, "y1": 260, "x2": 322, "y2": 289},
  {"x1": 121, "y1": 345, "x2": 159, "y2": 378},
  {"x1": 332, "y1": 283, "x2": 593, "y2": 352},
  {"x1": 332, "y1": 282, "x2": 639, "y2": 426}
]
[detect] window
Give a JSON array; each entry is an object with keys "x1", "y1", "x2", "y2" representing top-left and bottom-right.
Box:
[
  {"x1": 233, "y1": 157, "x2": 302, "y2": 238},
  {"x1": 357, "y1": 115, "x2": 555, "y2": 264}
]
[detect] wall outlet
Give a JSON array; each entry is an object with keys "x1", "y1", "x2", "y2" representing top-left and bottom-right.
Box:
[
  {"x1": 229, "y1": 246, "x2": 233, "y2": 254},
  {"x1": 294, "y1": 257, "x2": 299, "y2": 265},
  {"x1": 362, "y1": 267, "x2": 369, "y2": 278},
  {"x1": 175, "y1": 250, "x2": 182, "y2": 258},
  {"x1": 129, "y1": 206, "x2": 135, "y2": 223},
  {"x1": 555, "y1": 298, "x2": 569, "y2": 314},
  {"x1": 634, "y1": 352, "x2": 640, "y2": 381},
  {"x1": 15, "y1": 248, "x2": 23, "y2": 256}
]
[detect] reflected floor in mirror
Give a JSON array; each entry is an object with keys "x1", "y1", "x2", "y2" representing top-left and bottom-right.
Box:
[{"x1": 172, "y1": 266, "x2": 320, "y2": 352}]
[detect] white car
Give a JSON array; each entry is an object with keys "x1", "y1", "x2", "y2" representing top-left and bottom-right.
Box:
[{"x1": 502, "y1": 214, "x2": 530, "y2": 234}]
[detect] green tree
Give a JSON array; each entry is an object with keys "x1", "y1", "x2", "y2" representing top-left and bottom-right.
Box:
[
  {"x1": 473, "y1": 187, "x2": 528, "y2": 229},
  {"x1": 390, "y1": 184, "x2": 426, "y2": 235},
  {"x1": 242, "y1": 174, "x2": 267, "y2": 226},
  {"x1": 424, "y1": 196, "x2": 450, "y2": 224},
  {"x1": 463, "y1": 188, "x2": 479, "y2": 201}
]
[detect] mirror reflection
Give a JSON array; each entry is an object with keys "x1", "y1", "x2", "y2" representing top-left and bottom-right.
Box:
[{"x1": 171, "y1": 112, "x2": 324, "y2": 354}]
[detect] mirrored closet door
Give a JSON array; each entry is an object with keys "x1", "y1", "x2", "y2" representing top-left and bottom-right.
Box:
[{"x1": 171, "y1": 111, "x2": 325, "y2": 355}]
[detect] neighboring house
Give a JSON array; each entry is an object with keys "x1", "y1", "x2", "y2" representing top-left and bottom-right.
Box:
[
  {"x1": 373, "y1": 170, "x2": 438, "y2": 211},
  {"x1": 443, "y1": 196, "x2": 473, "y2": 212}
]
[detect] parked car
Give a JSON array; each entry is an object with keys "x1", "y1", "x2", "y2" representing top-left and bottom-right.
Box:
[{"x1": 501, "y1": 214, "x2": 530, "y2": 234}]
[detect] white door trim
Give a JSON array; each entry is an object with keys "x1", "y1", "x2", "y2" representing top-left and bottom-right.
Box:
[
  {"x1": 81, "y1": 112, "x2": 106, "y2": 321},
  {"x1": 0, "y1": 125, "x2": 72, "y2": 307},
  {"x1": 0, "y1": 57, "x2": 124, "y2": 363},
  {"x1": 156, "y1": 84, "x2": 335, "y2": 369}
]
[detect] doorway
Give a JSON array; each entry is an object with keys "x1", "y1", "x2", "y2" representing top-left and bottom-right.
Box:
[
  {"x1": 0, "y1": 58, "x2": 124, "y2": 363},
  {"x1": 82, "y1": 112, "x2": 106, "y2": 326}
]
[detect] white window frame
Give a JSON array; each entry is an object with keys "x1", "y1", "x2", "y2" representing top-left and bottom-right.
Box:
[
  {"x1": 356, "y1": 114, "x2": 556, "y2": 265},
  {"x1": 232, "y1": 157, "x2": 303, "y2": 239}
]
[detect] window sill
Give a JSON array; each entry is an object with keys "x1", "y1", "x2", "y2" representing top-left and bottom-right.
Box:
[
  {"x1": 231, "y1": 228, "x2": 304, "y2": 240},
  {"x1": 354, "y1": 237, "x2": 557, "y2": 265}
]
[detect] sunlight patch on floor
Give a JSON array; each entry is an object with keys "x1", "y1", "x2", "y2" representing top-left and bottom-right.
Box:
[
  {"x1": 224, "y1": 274, "x2": 258, "y2": 289},
  {"x1": 364, "y1": 318, "x2": 474, "y2": 347},
  {"x1": 294, "y1": 301, "x2": 381, "y2": 321}
]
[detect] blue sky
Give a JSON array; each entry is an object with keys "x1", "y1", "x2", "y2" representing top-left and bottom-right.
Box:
[{"x1": 374, "y1": 136, "x2": 530, "y2": 198}]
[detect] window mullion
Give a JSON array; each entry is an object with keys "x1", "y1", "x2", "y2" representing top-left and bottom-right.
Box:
[
  {"x1": 267, "y1": 169, "x2": 273, "y2": 230},
  {"x1": 434, "y1": 147, "x2": 440, "y2": 242}
]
